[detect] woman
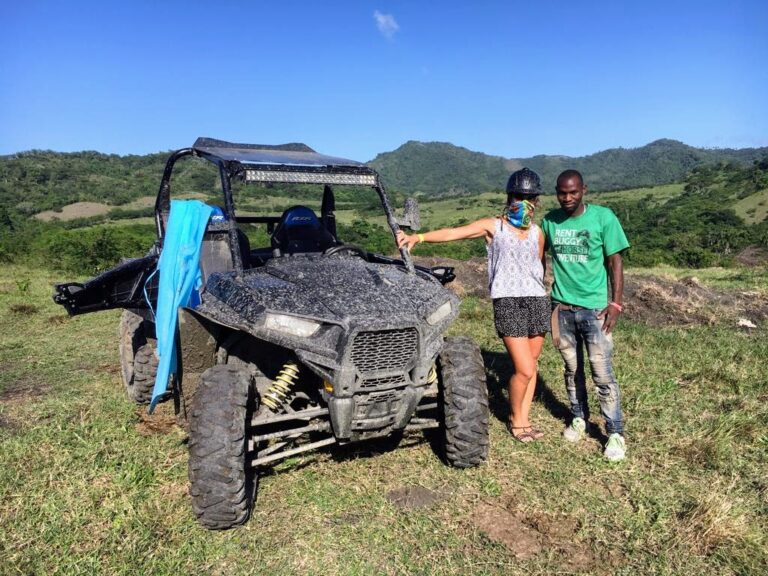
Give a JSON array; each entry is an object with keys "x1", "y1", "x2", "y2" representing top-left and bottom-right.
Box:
[{"x1": 397, "y1": 168, "x2": 549, "y2": 443}]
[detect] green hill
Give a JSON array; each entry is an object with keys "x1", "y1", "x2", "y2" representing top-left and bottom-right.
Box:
[
  {"x1": 2, "y1": 139, "x2": 767, "y2": 217},
  {"x1": 369, "y1": 139, "x2": 768, "y2": 196},
  {"x1": 366, "y1": 141, "x2": 513, "y2": 197}
]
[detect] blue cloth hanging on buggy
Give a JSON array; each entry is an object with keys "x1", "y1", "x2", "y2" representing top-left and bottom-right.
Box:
[{"x1": 149, "y1": 199, "x2": 216, "y2": 412}]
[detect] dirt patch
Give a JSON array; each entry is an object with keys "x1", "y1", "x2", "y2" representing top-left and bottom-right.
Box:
[
  {"x1": 34, "y1": 201, "x2": 112, "y2": 221},
  {"x1": 9, "y1": 303, "x2": 39, "y2": 315},
  {"x1": 415, "y1": 256, "x2": 490, "y2": 299},
  {"x1": 134, "y1": 408, "x2": 177, "y2": 435},
  {"x1": 415, "y1": 256, "x2": 768, "y2": 328},
  {"x1": 386, "y1": 485, "x2": 444, "y2": 509},
  {"x1": 34, "y1": 195, "x2": 200, "y2": 222},
  {"x1": 0, "y1": 375, "x2": 49, "y2": 403},
  {"x1": 47, "y1": 315, "x2": 69, "y2": 325},
  {"x1": 735, "y1": 245, "x2": 768, "y2": 267},
  {"x1": 470, "y1": 502, "x2": 601, "y2": 570},
  {"x1": 94, "y1": 362, "x2": 121, "y2": 375},
  {"x1": 471, "y1": 502, "x2": 545, "y2": 559}
]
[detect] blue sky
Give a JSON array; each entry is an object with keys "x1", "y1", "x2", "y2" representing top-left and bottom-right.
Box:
[{"x1": 1, "y1": 0, "x2": 766, "y2": 161}]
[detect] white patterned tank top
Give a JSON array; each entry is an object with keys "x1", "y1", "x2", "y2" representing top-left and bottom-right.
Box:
[{"x1": 486, "y1": 220, "x2": 546, "y2": 298}]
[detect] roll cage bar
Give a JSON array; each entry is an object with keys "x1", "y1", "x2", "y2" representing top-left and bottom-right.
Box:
[{"x1": 153, "y1": 138, "x2": 414, "y2": 275}]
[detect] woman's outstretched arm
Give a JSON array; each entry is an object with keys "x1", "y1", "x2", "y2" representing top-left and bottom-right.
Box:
[{"x1": 396, "y1": 218, "x2": 496, "y2": 251}]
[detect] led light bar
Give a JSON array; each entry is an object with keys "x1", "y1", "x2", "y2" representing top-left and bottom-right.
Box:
[{"x1": 244, "y1": 169, "x2": 377, "y2": 186}]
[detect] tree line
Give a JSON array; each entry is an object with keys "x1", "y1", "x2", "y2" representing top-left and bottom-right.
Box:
[{"x1": 1, "y1": 157, "x2": 766, "y2": 276}]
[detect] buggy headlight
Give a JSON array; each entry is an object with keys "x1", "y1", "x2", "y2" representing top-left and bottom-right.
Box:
[
  {"x1": 264, "y1": 313, "x2": 321, "y2": 337},
  {"x1": 426, "y1": 301, "x2": 452, "y2": 325}
]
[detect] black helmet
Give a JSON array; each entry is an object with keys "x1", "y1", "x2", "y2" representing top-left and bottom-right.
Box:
[{"x1": 506, "y1": 167, "x2": 542, "y2": 197}]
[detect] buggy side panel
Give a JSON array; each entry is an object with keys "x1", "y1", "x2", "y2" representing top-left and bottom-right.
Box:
[
  {"x1": 53, "y1": 254, "x2": 159, "y2": 316},
  {"x1": 176, "y1": 308, "x2": 223, "y2": 423}
]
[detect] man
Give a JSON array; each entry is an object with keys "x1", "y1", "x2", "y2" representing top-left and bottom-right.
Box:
[{"x1": 541, "y1": 169, "x2": 630, "y2": 461}]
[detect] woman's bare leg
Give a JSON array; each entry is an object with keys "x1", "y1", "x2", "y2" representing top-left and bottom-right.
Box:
[
  {"x1": 502, "y1": 336, "x2": 536, "y2": 429},
  {"x1": 521, "y1": 334, "x2": 545, "y2": 425}
]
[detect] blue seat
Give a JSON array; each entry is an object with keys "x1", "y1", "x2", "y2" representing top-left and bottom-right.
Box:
[{"x1": 271, "y1": 206, "x2": 336, "y2": 255}]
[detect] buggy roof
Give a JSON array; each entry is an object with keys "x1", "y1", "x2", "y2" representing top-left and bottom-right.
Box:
[
  {"x1": 191, "y1": 137, "x2": 379, "y2": 187},
  {"x1": 193, "y1": 137, "x2": 368, "y2": 170}
]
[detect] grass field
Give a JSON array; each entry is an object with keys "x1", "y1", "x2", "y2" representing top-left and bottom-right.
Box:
[
  {"x1": 1, "y1": 265, "x2": 767, "y2": 575},
  {"x1": 628, "y1": 265, "x2": 768, "y2": 292},
  {"x1": 412, "y1": 185, "x2": 684, "y2": 230},
  {"x1": 588, "y1": 183, "x2": 685, "y2": 206},
  {"x1": 734, "y1": 188, "x2": 768, "y2": 225},
  {"x1": 49, "y1": 181, "x2": 689, "y2": 234}
]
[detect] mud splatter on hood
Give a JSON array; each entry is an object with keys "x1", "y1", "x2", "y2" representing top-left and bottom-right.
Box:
[{"x1": 202, "y1": 254, "x2": 453, "y2": 324}]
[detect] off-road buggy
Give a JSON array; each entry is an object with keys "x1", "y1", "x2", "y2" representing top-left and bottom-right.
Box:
[{"x1": 54, "y1": 138, "x2": 489, "y2": 530}]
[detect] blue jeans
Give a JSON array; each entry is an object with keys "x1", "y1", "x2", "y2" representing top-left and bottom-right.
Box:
[{"x1": 554, "y1": 307, "x2": 624, "y2": 435}]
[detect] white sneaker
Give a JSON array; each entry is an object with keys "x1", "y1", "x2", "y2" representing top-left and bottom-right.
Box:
[
  {"x1": 603, "y1": 433, "x2": 627, "y2": 462},
  {"x1": 563, "y1": 417, "x2": 586, "y2": 442}
]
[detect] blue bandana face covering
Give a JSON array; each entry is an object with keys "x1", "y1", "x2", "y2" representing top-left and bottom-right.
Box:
[{"x1": 503, "y1": 199, "x2": 535, "y2": 230}]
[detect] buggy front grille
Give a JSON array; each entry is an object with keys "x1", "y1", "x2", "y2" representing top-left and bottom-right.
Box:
[
  {"x1": 359, "y1": 375, "x2": 408, "y2": 391},
  {"x1": 351, "y1": 328, "x2": 418, "y2": 375}
]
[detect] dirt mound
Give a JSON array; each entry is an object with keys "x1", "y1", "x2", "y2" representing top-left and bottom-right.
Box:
[
  {"x1": 415, "y1": 256, "x2": 490, "y2": 299},
  {"x1": 623, "y1": 274, "x2": 768, "y2": 327},
  {"x1": 415, "y1": 256, "x2": 768, "y2": 328}
]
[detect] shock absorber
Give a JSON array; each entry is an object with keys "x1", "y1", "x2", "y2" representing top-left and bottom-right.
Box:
[
  {"x1": 427, "y1": 365, "x2": 438, "y2": 385},
  {"x1": 262, "y1": 361, "x2": 300, "y2": 412}
]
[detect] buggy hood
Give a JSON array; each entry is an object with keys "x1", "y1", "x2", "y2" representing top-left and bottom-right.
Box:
[{"x1": 199, "y1": 256, "x2": 455, "y2": 328}]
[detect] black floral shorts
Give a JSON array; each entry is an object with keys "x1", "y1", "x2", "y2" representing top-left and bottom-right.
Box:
[{"x1": 492, "y1": 296, "x2": 551, "y2": 338}]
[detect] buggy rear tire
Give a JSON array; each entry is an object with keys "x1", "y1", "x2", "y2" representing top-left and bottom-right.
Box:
[
  {"x1": 118, "y1": 310, "x2": 158, "y2": 405},
  {"x1": 438, "y1": 336, "x2": 489, "y2": 468},
  {"x1": 188, "y1": 364, "x2": 257, "y2": 530}
]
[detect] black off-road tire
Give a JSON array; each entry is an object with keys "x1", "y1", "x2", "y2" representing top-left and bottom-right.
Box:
[
  {"x1": 438, "y1": 336, "x2": 489, "y2": 468},
  {"x1": 188, "y1": 364, "x2": 256, "y2": 530},
  {"x1": 118, "y1": 310, "x2": 158, "y2": 405},
  {"x1": 129, "y1": 342, "x2": 159, "y2": 404}
]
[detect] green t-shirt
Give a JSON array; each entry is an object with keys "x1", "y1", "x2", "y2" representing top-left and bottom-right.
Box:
[{"x1": 541, "y1": 204, "x2": 630, "y2": 309}]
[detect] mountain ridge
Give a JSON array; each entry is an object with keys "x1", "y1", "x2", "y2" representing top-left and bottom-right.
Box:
[
  {"x1": 1, "y1": 139, "x2": 767, "y2": 214},
  {"x1": 368, "y1": 138, "x2": 768, "y2": 195}
]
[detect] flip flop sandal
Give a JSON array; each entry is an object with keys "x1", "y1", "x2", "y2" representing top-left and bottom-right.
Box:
[
  {"x1": 507, "y1": 423, "x2": 536, "y2": 444},
  {"x1": 528, "y1": 427, "x2": 545, "y2": 439}
]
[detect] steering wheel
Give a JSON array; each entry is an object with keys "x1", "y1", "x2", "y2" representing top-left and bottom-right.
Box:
[{"x1": 323, "y1": 244, "x2": 368, "y2": 260}]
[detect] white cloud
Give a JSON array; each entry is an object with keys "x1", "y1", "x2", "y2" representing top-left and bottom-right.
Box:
[{"x1": 373, "y1": 10, "x2": 399, "y2": 39}]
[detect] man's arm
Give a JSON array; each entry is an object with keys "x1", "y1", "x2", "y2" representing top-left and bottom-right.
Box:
[{"x1": 598, "y1": 251, "x2": 624, "y2": 333}]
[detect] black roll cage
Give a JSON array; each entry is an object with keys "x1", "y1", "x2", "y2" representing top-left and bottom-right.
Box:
[{"x1": 153, "y1": 141, "x2": 414, "y2": 275}]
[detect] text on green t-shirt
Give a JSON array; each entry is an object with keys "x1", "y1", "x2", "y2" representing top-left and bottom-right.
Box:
[{"x1": 541, "y1": 204, "x2": 630, "y2": 309}]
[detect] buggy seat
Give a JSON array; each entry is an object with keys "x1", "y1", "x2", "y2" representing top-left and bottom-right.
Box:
[{"x1": 271, "y1": 205, "x2": 336, "y2": 255}]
